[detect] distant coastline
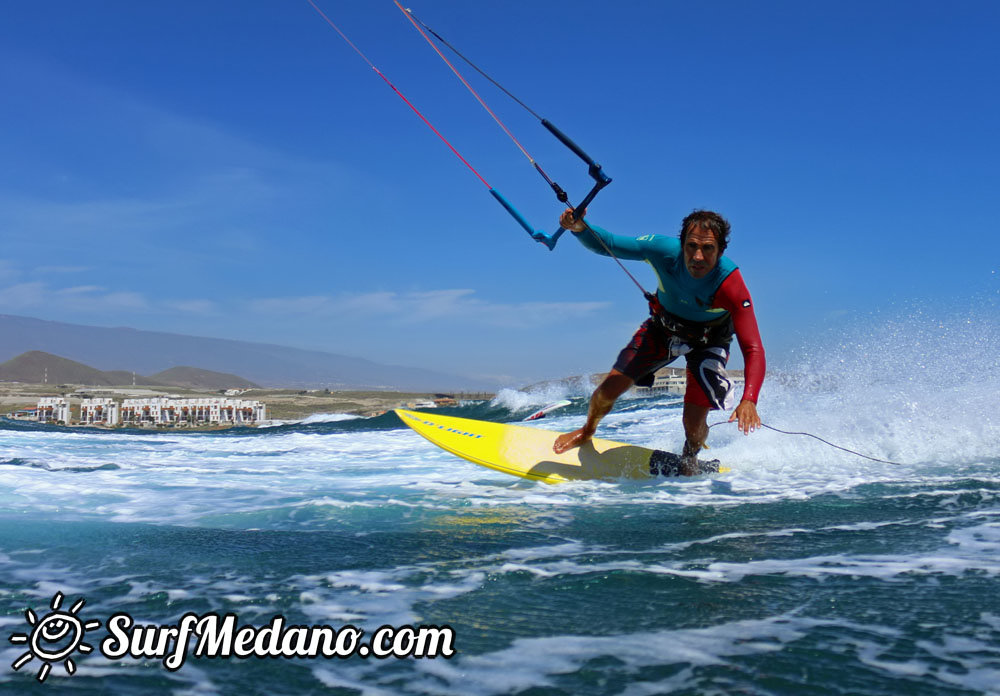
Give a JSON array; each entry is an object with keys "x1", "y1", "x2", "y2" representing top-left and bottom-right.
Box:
[
  {"x1": 0, "y1": 349, "x2": 495, "y2": 424},
  {"x1": 1, "y1": 381, "x2": 494, "y2": 424}
]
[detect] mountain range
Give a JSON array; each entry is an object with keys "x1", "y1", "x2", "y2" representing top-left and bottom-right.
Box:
[
  {"x1": 0, "y1": 314, "x2": 496, "y2": 391},
  {"x1": 0, "y1": 351, "x2": 259, "y2": 390}
]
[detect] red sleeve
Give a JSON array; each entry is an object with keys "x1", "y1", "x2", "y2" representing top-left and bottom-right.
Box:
[{"x1": 714, "y1": 269, "x2": 766, "y2": 403}]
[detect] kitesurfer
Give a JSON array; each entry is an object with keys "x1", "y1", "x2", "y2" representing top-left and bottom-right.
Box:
[{"x1": 553, "y1": 209, "x2": 765, "y2": 474}]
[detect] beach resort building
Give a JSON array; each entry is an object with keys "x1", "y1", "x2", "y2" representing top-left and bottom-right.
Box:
[
  {"x1": 13, "y1": 395, "x2": 267, "y2": 428},
  {"x1": 633, "y1": 368, "x2": 688, "y2": 396},
  {"x1": 120, "y1": 397, "x2": 266, "y2": 426},
  {"x1": 80, "y1": 398, "x2": 120, "y2": 426},
  {"x1": 119, "y1": 397, "x2": 171, "y2": 426},
  {"x1": 632, "y1": 367, "x2": 745, "y2": 397},
  {"x1": 36, "y1": 397, "x2": 70, "y2": 424}
]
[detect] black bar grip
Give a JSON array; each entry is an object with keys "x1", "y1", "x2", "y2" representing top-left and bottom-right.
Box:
[
  {"x1": 571, "y1": 177, "x2": 613, "y2": 219},
  {"x1": 541, "y1": 119, "x2": 598, "y2": 168},
  {"x1": 541, "y1": 119, "x2": 612, "y2": 188}
]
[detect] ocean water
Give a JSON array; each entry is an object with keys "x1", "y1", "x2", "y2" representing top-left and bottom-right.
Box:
[{"x1": 1, "y1": 320, "x2": 999, "y2": 695}]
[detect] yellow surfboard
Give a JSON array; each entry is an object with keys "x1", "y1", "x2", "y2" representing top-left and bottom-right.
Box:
[{"x1": 395, "y1": 409, "x2": 727, "y2": 484}]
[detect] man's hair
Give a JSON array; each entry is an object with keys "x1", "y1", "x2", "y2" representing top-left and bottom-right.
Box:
[{"x1": 680, "y1": 210, "x2": 731, "y2": 254}]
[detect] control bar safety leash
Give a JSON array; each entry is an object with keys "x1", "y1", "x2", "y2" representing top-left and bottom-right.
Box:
[{"x1": 709, "y1": 420, "x2": 906, "y2": 466}]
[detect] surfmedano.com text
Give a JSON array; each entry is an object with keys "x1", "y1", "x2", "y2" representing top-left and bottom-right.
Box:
[{"x1": 101, "y1": 612, "x2": 456, "y2": 670}]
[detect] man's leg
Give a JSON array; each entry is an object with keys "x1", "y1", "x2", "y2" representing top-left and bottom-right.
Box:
[
  {"x1": 553, "y1": 369, "x2": 634, "y2": 454},
  {"x1": 680, "y1": 402, "x2": 710, "y2": 475},
  {"x1": 677, "y1": 339, "x2": 733, "y2": 474}
]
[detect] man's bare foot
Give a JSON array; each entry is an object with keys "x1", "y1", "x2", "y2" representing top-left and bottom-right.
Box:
[
  {"x1": 679, "y1": 440, "x2": 701, "y2": 476},
  {"x1": 678, "y1": 454, "x2": 699, "y2": 476},
  {"x1": 553, "y1": 428, "x2": 592, "y2": 454}
]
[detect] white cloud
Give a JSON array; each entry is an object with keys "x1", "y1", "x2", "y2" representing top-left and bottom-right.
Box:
[
  {"x1": 248, "y1": 289, "x2": 609, "y2": 328},
  {"x1": 162, "y1": 299, "x2": 219, "y2": 315},
  {"x1": 0, "y1": 281, "x2": 215, "y2": 315},
  {"x1": 248, "y1": 295, "x2": 342, "y2": 315},
  {"x1": 54, "y1": 285, "x2": 106, "y2": 296},
  {"x1": 50, "y1": 285, "x2": 148, "y2": 311},
  {"x1": 0, "y1": 282, "x2": 46, "y2": 308}
]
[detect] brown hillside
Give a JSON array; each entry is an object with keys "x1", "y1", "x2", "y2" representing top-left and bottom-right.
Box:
[
  {"x1": 150, "y1": 366, "x2": 260, "y2": 390},
  {"x1": 0, "y1": 351, "x2": 256, "y2": 390},
  {"x1": 0, "y1": 351, "x2": 146, "y2": 386}
]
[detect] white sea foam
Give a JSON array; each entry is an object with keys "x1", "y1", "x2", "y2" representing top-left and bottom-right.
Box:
[
  {"x1": 490, "y1": 378, "x2": 588, "y2": 412},
  {"x1": 946, "y1": 521, "x2": 1000, "y2": 553},
  {"x1": 313, "y1": 612, "x2": 1000, "y2": 696},
  {"x1": 1, "y1": 309, "x2": 996, "y2": 528},
  {"x1": 292, "y1": 566, "x2": 487, "y2": 630},
  {"x1": 0, "y1": 424, "x2": 985, "y2": 526},
  {"x1": 308, "y1": 613, "x2": 813, "y2": 695},
  {"x1": 0, "y1": 413, "x2": 994, "y2": 530},
  {"x1": 437, "y1": 542, "x2": 1000, "y2": 585},
  {"x1": 320, "y1": 610, "x2": 1000, "y2": 696},
  {"x1": 299, "y1": 412, "x2": 361, "y2": 424}
]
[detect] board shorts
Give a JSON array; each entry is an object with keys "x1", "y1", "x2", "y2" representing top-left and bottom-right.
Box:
[{"x1": 613, "y1": 318, "x2": 735, "y2": 410}]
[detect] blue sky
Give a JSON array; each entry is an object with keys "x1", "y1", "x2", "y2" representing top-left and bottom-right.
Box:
[{"x1": 2, "y1": 1, "x2": 998, "y2": 385}]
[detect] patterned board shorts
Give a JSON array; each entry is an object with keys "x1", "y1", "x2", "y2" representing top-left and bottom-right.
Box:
[{"x1": 613, "y1": 318, "x2": 735, "y2": 410}]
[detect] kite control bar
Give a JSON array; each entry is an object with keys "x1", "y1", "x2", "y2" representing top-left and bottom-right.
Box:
[
  {"x1": 485, "y1": 120, "x2": 614, "y2": 251},
  {"x1": 542, "y1": 118, "x2": 613, "y2": 224}
]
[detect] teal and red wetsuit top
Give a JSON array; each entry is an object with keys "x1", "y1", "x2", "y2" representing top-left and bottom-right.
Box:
[{"x1": 574, "y1": 223, "x2": 766, "y2": 404}]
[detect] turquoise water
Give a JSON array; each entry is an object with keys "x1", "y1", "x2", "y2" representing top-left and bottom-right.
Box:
[{"x1": 1, "y1": 327, "x2": 999, "y2": 694}]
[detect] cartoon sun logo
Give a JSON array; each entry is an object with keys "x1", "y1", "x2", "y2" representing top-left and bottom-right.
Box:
[{"x1": 9, "y1": 592, "x2": 101, "y2": 682}]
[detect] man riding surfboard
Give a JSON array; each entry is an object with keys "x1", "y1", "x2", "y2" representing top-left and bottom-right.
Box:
[{"x1": 553, "y1": 209, "x2": 765, "y2": 475}]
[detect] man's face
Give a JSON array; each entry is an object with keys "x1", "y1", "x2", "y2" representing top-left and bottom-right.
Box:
[{"x1": 683, "y1": 225, "x2": 720, "y2": 279}]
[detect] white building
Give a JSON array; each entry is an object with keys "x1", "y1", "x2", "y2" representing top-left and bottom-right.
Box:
[
  {"x1": 37, "y1": 397, "x2": 70, "y2": 424},
  {"x1": 120, "y1": 397, "x2": 175, "y2": 426},
  {"x1": 80, "y1": 398, "x2": 120, "y2": 426},
  {"x1": 631, "y1": 367, "x2": 744, "y2": 397},
  {"x1": 120, "y1": 396, "x2": 266, "y2": 426},
  {"x1": 632, "y1": 367, "x2": 687, "y2": 396},
  {"x1": 216, "y1": 398, "x2": 267, "y2": 425}
]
